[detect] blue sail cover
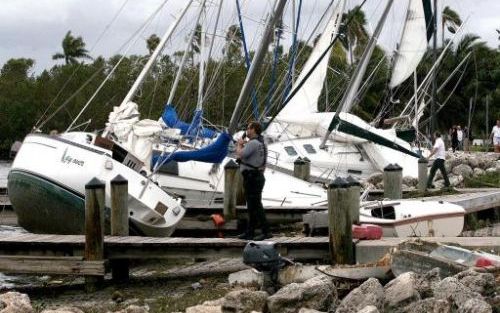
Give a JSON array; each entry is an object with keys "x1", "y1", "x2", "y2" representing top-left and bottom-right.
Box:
[
  {"x1": 161, "y1": 104, "x2": 216, "y2": 139},
  {"x1": 152, "y1": 131, "x2": 231, "y2": 167}
]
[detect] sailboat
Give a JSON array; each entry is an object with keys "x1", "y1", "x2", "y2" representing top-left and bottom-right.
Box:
[{"x1": 7, "y1": 1, "x2": 200, "y2": 236}]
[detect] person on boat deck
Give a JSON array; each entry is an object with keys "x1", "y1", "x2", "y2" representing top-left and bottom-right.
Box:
[
  {"x1": 236, "y1": 121, "x2": 271, "y2": 241},
  {"x1": 490, "y1": 119, "x2": 500, "y2": 153},
  {"x1": 426, "y1": 131, "x2": 450, "y2": 189}
]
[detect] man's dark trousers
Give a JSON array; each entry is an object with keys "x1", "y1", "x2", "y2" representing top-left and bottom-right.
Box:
[
  {"x1": 427, "y1": 158, "x2": 450, "y2": 188},
  {"x1": 242, "y1": 170, "x2": 269, "y2": 236}
]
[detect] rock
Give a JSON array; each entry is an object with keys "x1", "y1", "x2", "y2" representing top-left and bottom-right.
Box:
[
  {"x1": 400, "y1": 298, "x2": 451, "y2": 313},
  {"x1": 41, "y1": 307, "x2": 84, "y2": 313},
  {"x1": 0, "y1": 292, "x2": 34, "y2": 313},
  {"x1": 454, "y1": 269, "x2": 496, "y2": 296},
  {"x1": 186, "y1": 304, "x2": 222, "y2": 313},
  {"x1": 434, "y1": 180, "x2": 445, "y2": 189},
  {"x1": 222, "y1": 289, "x2": 268, "y2": 313},
  {"x1": 191, "y1": 282, "x2": 202, "y2": 290},
  {"x1": 267, "y1": 275, "x2": 336, "y2": 313},
  {"x1": 228, "y1": 269, "x2": 263, "y2": 287},
  {"x1": 203, "y1": 298, "x2": 226, "y2": 306},
  {"x1": 452, "y1": 164, "x2": 473, "y2": 178},
  {"x1": 297, "y1": 309, "x2": 326, "y2": 313},
  {"x1": 112, "y1": 305, "x2": 150, "y2": 313},
  {"x1": 367, "y1": 173, "x2": 383, "y2": 185},
  {"x1": 384, "y1": 272, "x2": 421, "y2": 311},
  {"x1": 112, "y1": 291, "x2": 124, "y2": 303},
  {"x1": 403, "y1": 176, "x2": 418, "y2": 187},
  {"x1": 457, "y1": 298, "x2": 492, "y2": 313},
  {"x1": 356, "y1": 305, "x2": 379, "y2": 313},
  {"x1": 449, "y1": 175, "x2": 464, "y2": 187},
  {"x1": 473, "y1": 168, "x2": 485, "y2": 176},
  {"x1": 414, "y1": 268, "x2": 442, "y2": 298},
  {"x1": 335, "y1": 278, "x2": 384, "y2": 313},
  {"x1": 485, "y1": 167, "x2": 496, "y2": 173},
  {"x1": 468, "y1": 157, "x2": 479, "y2": 169},
  {"x1": 433, "y1": 277, "x2": 482, "y2": 308}
]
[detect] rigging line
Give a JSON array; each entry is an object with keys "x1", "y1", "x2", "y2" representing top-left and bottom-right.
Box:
[
  {"x1": 66, "y1": 1, "x2": 173, "y2": 132},
  {"x1": 262, "y1": 0, "x2": 369, "y2": 127},
  {"x1": 236, "y1": 0, "x2": 259, "y2": 119},
  {"x1": 35, "y1": 0, "x2": 132, "y2": 129},
  {"x1": 281, "y1": 0, "x2": 303, "y2": 104}
]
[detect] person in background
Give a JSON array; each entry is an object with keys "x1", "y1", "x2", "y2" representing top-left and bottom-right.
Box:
[
  {"x1": 491, "y1": 119, "x2": 500, "y2": 153},
  {"x1": 426, "y1": 131, "x2": 451, "y2": 189},
  {"x1": 463, "y1": 126, "x2": 470, "y2": 151},
  {"x1": 457, "y1": 125, "x2": 463, "y2": 151},
  {"x1": 236, "y1": 121, "x2": 272, "y2": 241},
  {"x1": 450, "y1": 126, "x2": 458, "y2": 152}
]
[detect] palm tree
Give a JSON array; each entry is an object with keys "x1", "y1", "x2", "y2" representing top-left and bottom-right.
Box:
[
  {"x1": 339, "y1": 6, "x2": 369, "y2": 65},
  {"x1": 441, "y1": 6, "x2": 462, "y2": 46},
  {"x1": 146, "y1": 34, "x2": 160, "y2": 55},
  {"x1": 52, "y1": 31, "x2": 92, "y2": 65}
]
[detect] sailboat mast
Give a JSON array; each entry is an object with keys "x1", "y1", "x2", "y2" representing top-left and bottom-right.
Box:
[
  {"x1": 120, "y1": 0, "x2": 194, "y2": 109},
  {"x1": 228, "y1": 0, "x2": 287, "y2": 135},
  {"x1": 167, "y1": 1, "x2": 207, "y2": 106},
  {"x1": 197, "y1": 3, "x2": 207, "y2": 110},
  {"x1": 319, "y1": 0, "x2": 393, "y2": 149},
  {"x1": 429, "y1": 0, "x2": 438, "y2": 136}
]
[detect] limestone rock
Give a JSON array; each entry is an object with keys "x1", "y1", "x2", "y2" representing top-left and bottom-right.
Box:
[
  {"x1": 267, "y1": 275, "x2": 336, "y2": 313},
  {"x1": 222, "y1": 289, "x2": 268, "y2": 313},
  {"x1": 449, "y1": 175, "x2": 464, "y2": 187},
  {"x1": 457, "y1": 298, "x2": 492, "y2": 313},
  {"x1": 485, "y1": 167, "x2": 496, "y2": 173},
  {"x1": 335, "y1": 278, "x2": 384, "y2": 313},
  {"x1": 186, "y1": 304, "x2": 222, "y2": 313},
  {"x1": 41, "y1": 307, "x2": 84, "y2": 313},
  {"x1": 112, "y1": 305, "x2": 149, "y2": 313},
  {"x1": 384, "y1": 272, "x2": 421, "y2": 311},
  {"x1": 0, "y1": 292, "x2": 34, "y2": 313},
  {"x1": 356, "y1": 305, "x2": 379, "y2": 313},
  {"x1": 400, "y1": 298, "x2": 451, "y2": 313},
  {"x1": 414, "y1": 268, "x2": 442, "y2": 298},
  {"x1": 403, "y1": 176, "x2": 418, "y2": 187},
  {"x1": 473, "y1": 168, "x2": 485, "y2": 176},
  {"x1": 452, "y1": 164, "x2": 473, "y2": 178},
  {"x1": 433, "y1": 277, "x2": 482, "y2": 308},
  {"x1": 454, "y1": 269, "x2": 496, "y2": 296},
  {"x1": 297, "y1": 309, "x2": 325, "y2": 313}
]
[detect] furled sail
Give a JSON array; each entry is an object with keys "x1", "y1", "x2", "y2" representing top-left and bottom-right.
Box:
[
  {"x1": 389, "y1": 0, "x2": 428, "y2": 89},
  {"x1": 276, "y1": 0, "x2": 345, "y2": 119}
]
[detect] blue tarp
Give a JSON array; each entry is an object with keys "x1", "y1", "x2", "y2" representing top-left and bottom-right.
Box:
[
  {"x1": 152, "y1": 131, "x2": 231, "y2": 167},
  {"x1": 161, "y1": 104, "x2": 216, "y2": 139}
]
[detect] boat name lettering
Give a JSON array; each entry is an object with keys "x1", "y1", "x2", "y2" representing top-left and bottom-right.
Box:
[{"x1": 61, "y1": 148, "x2": 85, "y2": 167}]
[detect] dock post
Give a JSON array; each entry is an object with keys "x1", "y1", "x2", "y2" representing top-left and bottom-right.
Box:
[
  {"x1": 328, "y1": 177, "x2": 353, "y2": 265},
  {"x1": 302, "y1": 157, "x2": 311, "y2": 181},
  {"x1": 418, "y1": 158, "x2": 428, "y2": 192},
  {"x1": 224, "y1": 160, "x2": 239, "y2": 220},
  {"x1": 110, "y1": 175, "x2": 129, "y2": 282},
  {"x1": 84, "y1": 177, "x2": 105, "y2": 292},
  {"x1": 346, "y1": 176, "x2": 361, "y2": 225},
  {"x1": 293, "y1": 157, "x2": 305, "y2": 179},
  {"x1": 384, "y1": 163, "x2": 403, "y2": 199}
]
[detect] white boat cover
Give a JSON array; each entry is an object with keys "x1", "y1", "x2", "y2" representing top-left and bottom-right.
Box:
[{"x1": 389, "y1": 0, "x2": 427, "y2": 88}]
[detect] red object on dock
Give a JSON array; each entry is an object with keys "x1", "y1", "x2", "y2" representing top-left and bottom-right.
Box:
[
  {"x1": 352, "y1": 224, "x2": 383, "y2": 240},
  {"x1": 211, "y1": 214, "x2": 225, "y2": 238}
]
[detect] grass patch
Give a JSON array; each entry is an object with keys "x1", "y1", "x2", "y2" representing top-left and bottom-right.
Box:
[{"x1": 464, "y1": 172, "x2": 500, "y2": 188}]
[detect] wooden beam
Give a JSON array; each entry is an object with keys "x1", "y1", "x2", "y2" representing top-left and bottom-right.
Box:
[{"x1": 0, "y1": 255, "x2": 105, "y2": 276}]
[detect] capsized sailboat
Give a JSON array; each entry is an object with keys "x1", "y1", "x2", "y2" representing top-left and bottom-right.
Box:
[{"x1": 7, "y1": 1, "x2": 198, "y2": 236}]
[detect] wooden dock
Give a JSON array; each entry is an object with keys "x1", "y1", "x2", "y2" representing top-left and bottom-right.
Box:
[{"x1": 0, "y1": 234, "x2": 498, "y2": 276}]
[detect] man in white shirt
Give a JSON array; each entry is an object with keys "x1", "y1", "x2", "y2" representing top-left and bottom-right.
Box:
[
  {"x1": 426, "y1": 131, "x2": 450, "y2": 189},
  {"x1": 490, "y1": 120, "x2": 500, "y2": 153},
  {"x1": 457, "y1": 125, "x2": 463, "y2": 150}
]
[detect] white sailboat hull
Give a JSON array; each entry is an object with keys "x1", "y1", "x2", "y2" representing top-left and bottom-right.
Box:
[{"x1": 8, "y1": 134, "x2": 185, "y2": 237}]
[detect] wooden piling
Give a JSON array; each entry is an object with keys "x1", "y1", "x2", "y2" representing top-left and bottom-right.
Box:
[
  {"x1": 302, "y1": 157, "x2": 311, "y2": 181},
  {"x1": 418, "y1": 158, "x2": 428, "y2": 192},
  {"x1": 328, "y1": 177, "x2": 353, "y2": 265},
  {"x1": 110, "y1": 175, "x2": 129, "y2": 282},
  {"x1": 293, "y1": 157, "x2": 305, "y2": 179},
  {"x1": 224, "y1": 160, "x2": 240, "y2": 220},
  {"x1": 346, "y1": 176, "x2": 360, "y2": 225},
  {"x1": 384, "y1": 163, "x2": 403, "y2": 199},
  {"x1": 84, "y1": 177, "x2": 105, "y2": 292}
]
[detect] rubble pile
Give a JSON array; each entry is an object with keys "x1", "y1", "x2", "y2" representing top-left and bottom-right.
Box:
[{"x1": 363, "y1": 152, "x2": 500, "y2": 190}]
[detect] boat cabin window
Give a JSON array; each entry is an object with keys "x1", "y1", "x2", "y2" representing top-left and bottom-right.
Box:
[
  {"x1": 370, "y1": 205, "x2": 396, "y2": 220},
  {"x1": 284, "y1": 146, "x2": 298, "y2": 156},
  {"x1": 303, "y1": 144, "x2": 316, "y2": 154}
]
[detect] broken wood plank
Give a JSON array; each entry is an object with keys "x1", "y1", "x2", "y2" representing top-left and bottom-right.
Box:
[{"x1": 0, "y1": 255, "x2": 105, "y2": 276}]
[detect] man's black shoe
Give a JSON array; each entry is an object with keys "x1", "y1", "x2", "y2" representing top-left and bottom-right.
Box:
[
  {"x1": 253, "y1": 233, "x2": 273, "y2": 241},
  {"x1": 237, "y1": 233, "x2": 254, "y2": 240}
]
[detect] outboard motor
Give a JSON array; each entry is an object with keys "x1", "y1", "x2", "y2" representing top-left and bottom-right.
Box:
[{"x1": 242, "y1": 241, "x2": 293, "y2": 294}]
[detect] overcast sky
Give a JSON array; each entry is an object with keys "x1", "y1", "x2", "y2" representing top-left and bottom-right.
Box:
[{"x1": 1, "y1": 0, "x2": 499, "y2": 74}]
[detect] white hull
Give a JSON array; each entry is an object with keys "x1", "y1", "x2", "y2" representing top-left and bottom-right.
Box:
[
  {"x1": 360, "y1": 200, "x2": 465, "y2": 237},
  {"x1": 8, "y1": 134, "x2": 185, "y2": 237}
]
